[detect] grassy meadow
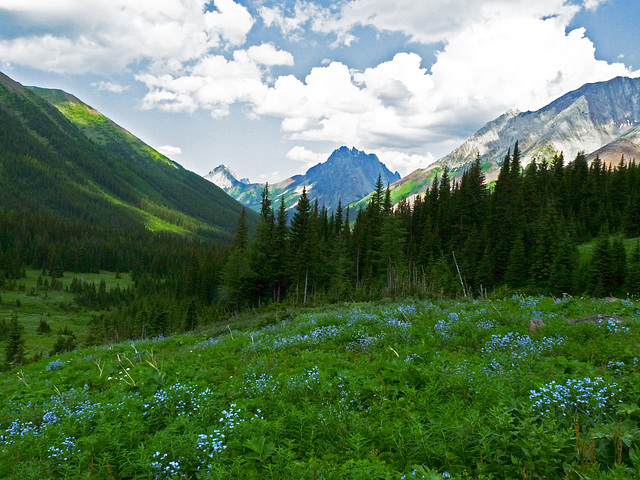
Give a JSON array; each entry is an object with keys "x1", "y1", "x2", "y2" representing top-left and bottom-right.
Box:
[
  {"x1": 1, "y1": 286, "x2": 640, "y2": 479},
  {"x1": 0, "y1": 269, "x2": 133, "y2": 356}
]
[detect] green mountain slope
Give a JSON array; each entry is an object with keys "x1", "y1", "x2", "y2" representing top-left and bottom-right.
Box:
[{"x1": 0, "y1": 71, "x2": 255, "y2": 241}]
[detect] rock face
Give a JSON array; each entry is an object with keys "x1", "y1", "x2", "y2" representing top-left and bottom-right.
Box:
[
  {"x1": 528, "y1": 318, "x2": 545, "y2": 335},
  {"x1": 389, "y1": 76, "x2": 640, "y2": 201},
  {"x1": 205, "y1": 146, "x2": 400, "y2": 213},
  {"x1": 204, "y1": 165, "x2": 247, "y2": 191}
]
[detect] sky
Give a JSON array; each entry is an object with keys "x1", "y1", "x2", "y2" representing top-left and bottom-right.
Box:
[{"x1": 1, "y1": 0, "x2": 639, "y2": 183}]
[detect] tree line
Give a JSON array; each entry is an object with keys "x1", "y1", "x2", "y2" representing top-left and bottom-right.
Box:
[
  {"x1": 3, "y1": 142, "x2": 640, "y2": 355},
  {"x1": 220, "y1": 143, "x2": 640, "y2": 308}
]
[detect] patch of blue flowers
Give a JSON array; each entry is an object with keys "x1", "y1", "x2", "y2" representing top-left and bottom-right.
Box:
[
  {"x1": 1, "y1": 385, "x2": 103, "y2": 449},
  {"x1": 529, "y1": 377, "x2": 621, "y2": 421},
  {"x1": 1, "y1": 419, "x2": 37, "y2": 445},
  {"x1": 242, "y1": 372, "x2": 279, "y2": 397},
  {"x1": 248, "y1": 306, "x2": 414, "y2": 352},
  {"x1": 433, "y1": 313, "x2": 459, "y2": 342},
  {"x1": 48, "y1": 436, "x2": 77, "y2": 462},
  {"x1": 482, "y1": 333, "x2": 564, "y2": 361},
  {"x1": 598, "y1": 317, "x2": 630, "y2": 334},
  {"x1": 46, "y1": 359, "x2": 66, "y2": 371},
  {"x1": 152, "y1": 403, "x2": 261, "y2": 477},
  {"x1": 513, "y1": 294, "x2": 543, "y2": 310},
  {"x1": 143, "y1": 383, "x2": 215, "y2": 419},
  {"x1": 151, "y1": 452, "x2": 182, "y2": 479},
  {"x1": 607, "y1": 358, "x2": 638, "y2": 373},
  {"x1": 192, "y1": 336, "x2": 221, "y2": 350},
  {"x1": 400, "y1": 469, "x2": 451, "y2": 479}
]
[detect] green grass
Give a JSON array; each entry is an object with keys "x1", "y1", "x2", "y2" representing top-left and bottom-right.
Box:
[
  {"x1": 2, "y1": 294, "x2": 640, "y2": 478},
  {"x1": 0, "y1": 269, "x2": 133, "y2": 355},
  {"x1": 578, "y1": 236, "x2": 640, "y2": 262}
]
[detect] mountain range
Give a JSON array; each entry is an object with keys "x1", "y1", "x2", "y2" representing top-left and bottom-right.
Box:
[
  {"x1": 0, "y1": 71, "x2": 255, "y2": 241},
  {"x1": 3, "y1": 68, "x2": 640, "y2": 237},
  {"x1": 382, "y1": 75, "x2": 640, "y2": 204},
  {"x1": 205, "y1": 146, "x2": 400, "y2": 213}
]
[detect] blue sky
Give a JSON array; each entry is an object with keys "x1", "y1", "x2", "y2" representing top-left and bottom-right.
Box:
[{"x1": 1, "y1": 0, "x2": 639, "y2": 183}]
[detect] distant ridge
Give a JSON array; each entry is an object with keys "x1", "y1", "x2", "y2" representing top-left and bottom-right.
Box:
[
  {"x1": 385, "y1": 76, "x2": 640, "y2": 204},
  {"x1": 205, "y1": 146, "x2": 400, "y2": 212}
]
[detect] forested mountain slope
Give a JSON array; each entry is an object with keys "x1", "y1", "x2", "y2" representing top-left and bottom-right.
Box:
[{"x1": 0, "y1": 71, "x2": 255, "y2": 241}]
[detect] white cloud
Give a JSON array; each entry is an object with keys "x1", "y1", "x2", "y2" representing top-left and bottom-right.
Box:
[
  {"x1": 0, "y1": 0, "x2": 253, "y2": 74},
  {"x1": 286, "y1": 146, "x2": 328, "y2": 166},
  {"x1": 136, "y1": 43, "x2": 293, "y2": 117},
  {"x1": 157, "y1": 145, "x2": 182, "y2": 157},
  {"x1": 427, "y1": 15, "x2": 631, "y2": 124},
  {"x1": 260, "y1": 2, "x2": 356, "y2": 46},
  {"x1": 250, "y1": 0, "x2": 635, "y2": 175},
  {"x1": 377, "y1": 151, "x2": 437, "y2": 175},
  {"x1": 245, "y1": 43, "x2": 294, "y2": 67},
  {"x1": 91, "y1": 81, "x2": 129, "y2": 93},
  {"x1": 262, "y1": 0, "x2": 589, "y2": 46}
]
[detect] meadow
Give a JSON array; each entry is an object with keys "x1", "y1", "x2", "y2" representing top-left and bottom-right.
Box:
[
  {"x1": 1, "y1": 291, "x2": 640, "y2": 479},
  {"x1": 0, "y1": 269, "x2": 133, "y2": 356}
]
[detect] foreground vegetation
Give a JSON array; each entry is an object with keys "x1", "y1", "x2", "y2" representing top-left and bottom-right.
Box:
[{"x1": 1, "y1": 295, "x2": 640, "y2": 479}]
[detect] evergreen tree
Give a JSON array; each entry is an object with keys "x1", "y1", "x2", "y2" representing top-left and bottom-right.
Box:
[
  {"x1": 272, "y1": 196, "x2": 289, "y2": 302},
  {"x1": 5, "y1": 313, "x2": 25, "y2": 366},
  {"x1": 248, "y1": 184, "x2": 276, "y2": 304},
  {"x1": 548, "y1": 229, "x2": 577, "y2": 296},
  {"x1": 231, "y1": 208, "x2": 248, "y2": 251},
  {"x1": 220, "y1": 249, "x2": 253, "y2": 310},
  {"x1": 379, "y1": 213, "x2": 406, "y2": 291},
  {"x1": 610, "y1": 237, "x2": 627, "y2": 293},
  {"x1": 289, "y1": 188, "x2": 314, "y2": 302},
  {"x1": 587, "y1": 236, "x2": 613, "y2": 297},
  {"x1": 505, "y1": 235, "x2": 528, "y2": 288},
  {"x1": 475, "y1": 246, "x2": 494, "y2": 294},
  {"x1": 627, "y1": 241, "x2": 640, "y2": 295},
  {"x1": 383, "y1": 185, "x2": 393, "y2": 216}
]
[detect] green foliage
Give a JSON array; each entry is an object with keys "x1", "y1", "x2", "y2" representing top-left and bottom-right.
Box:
[
  {"x1": 4, "y1": 312, "x2": 25, "y2": 366},
  {"x1": 1, "y1": 296, "x2": 639, "y2": 478}
]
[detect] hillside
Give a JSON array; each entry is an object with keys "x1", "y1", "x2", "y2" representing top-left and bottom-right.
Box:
[
  {"x1": 0, "y1": 71, "x2": 255, "y2": 241},
  {"x1": 386, "y1": 76, "x2": 640, "y2": 203},
  {"x1": 206, "y1": 146, "x2": 400, "y2": 212}
]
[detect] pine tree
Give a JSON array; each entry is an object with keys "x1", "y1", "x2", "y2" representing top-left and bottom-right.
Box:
[
  {"x1": 587, "y1": 236, "x2": 613, "y2": 297},
  {"x1": 371, "y1": 175, "x2": 385, "y2": 215},
  {"x1": 379, "y1": 213, "x2": 406, "y2": 291},
  {"x1": 548, "y1": 228, "x2": 577, "y2": 296},
  {"x1": 5, "y1": 312, "x2": 25, "y2": 366},
  {"x1": 505, "y1": 234, "x2": 528, "y2": 288},
  {"x1": 247, "y1": 184, "x2": 277, "y2": 304},
  {"x1": 272, "y1": 196, "x2": 289, "y2": 302},
  {"x1": 290, "y1": 188, "x2": 313, "y2": 302},
  {"x1": 610, "y1": 237, "x2": 627, "y2": 294},
  {"x1": 475, "y1": 246, "x2": 494, "y2": 295},
  {"x1": 627, "y1": 241, "x2": 640, "y2": 295},
  {"x1": 231, "y1": 208, "x2": 248, "y2": 251},
  {"x1": 383, "y1": 185, "x2": 392, "y2": 216}
]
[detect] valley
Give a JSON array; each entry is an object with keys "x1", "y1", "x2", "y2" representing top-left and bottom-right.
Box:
[{"x1": 2, "y1": 70, "x2": 640, "y2": 479}]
